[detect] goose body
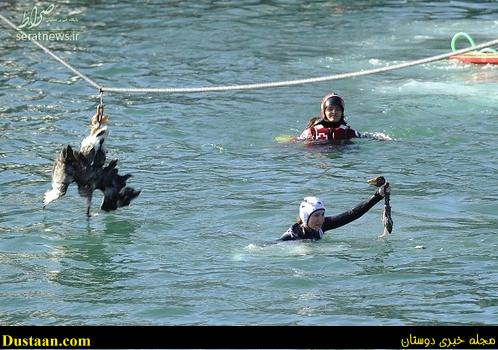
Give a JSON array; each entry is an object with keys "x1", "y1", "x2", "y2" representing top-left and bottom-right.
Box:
[{"x1": 44, "y1": 107, "x2": 140, "y2": 216}]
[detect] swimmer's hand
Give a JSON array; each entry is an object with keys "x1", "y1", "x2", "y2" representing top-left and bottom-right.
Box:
[
  {"x1": 377, "y1": 182, "x2": 390, "y2": 197},
  {"x1": 368, "y1": 176, "x2": 390, "y2": 197}
]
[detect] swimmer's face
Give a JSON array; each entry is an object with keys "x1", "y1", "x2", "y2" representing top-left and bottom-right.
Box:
[
  {"x1": 324, "y1": 105, "x2": 343, "y2": 122},
  {"x1": 307, "y1": 209, "x2": 325, "y2": 231}
]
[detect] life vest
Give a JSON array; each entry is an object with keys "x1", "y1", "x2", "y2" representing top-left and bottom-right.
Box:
[{"x1": 309, "y1": 124, "x2": 358, "y2": 141}]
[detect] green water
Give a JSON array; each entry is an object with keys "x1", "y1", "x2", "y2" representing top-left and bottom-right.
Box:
[{"x1": 1, "y1": 1, "x2": 497, "y2": 325}]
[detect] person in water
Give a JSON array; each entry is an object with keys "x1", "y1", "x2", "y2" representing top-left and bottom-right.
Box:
[
  {"x1": 279, "y1": 181, "x2": 390, "y2": 241},
  {"x1": 298, "y1": 92, "x2": 361, "y2": 142}
]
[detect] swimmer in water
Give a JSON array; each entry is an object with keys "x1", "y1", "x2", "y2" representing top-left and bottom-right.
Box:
[
  {"x1": 298, "y1": 92, "x2": 361, "y2": 143},
  {"x1": 279, "y1": 180, "x2": 390, "y2": 241}
]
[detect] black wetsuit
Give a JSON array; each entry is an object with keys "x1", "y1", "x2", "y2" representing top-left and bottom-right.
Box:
[{"x1": 279, "y1": 191, "x2": 384, "y2": 241}]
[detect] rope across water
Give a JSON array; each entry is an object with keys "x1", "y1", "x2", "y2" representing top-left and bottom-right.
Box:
[{"x1": 2, "y1": 12, "x2": 497, "y2": 95}]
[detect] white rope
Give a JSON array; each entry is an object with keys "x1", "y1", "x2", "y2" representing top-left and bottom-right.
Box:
[
  {"x1": 103, "y1": 39, "x2": 498, "y2": 93},
  {"x1": 2, "y1": 12, "x2": 497, "y2": 94}
]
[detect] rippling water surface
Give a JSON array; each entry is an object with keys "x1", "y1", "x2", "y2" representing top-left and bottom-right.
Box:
[{"x1": 1, "y1": 1, "x2": 497, "y2": 325}]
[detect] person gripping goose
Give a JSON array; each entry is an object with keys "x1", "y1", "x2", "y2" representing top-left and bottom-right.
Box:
[
  {"x1": 43, "y1": 103, "x2": 140, "y2": 216},
  {"x1": 279, "y1": 177, "x2": 390, "y2": 241}
]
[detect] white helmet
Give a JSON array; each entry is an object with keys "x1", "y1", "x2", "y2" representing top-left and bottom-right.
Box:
[{"x1": 299, "y1": 196, "x2": 325, "y2": 225}]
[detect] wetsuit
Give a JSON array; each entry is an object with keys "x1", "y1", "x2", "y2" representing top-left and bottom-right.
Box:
[{"x1": 279, "y1": 191, "x2": 384, "y2": 241}]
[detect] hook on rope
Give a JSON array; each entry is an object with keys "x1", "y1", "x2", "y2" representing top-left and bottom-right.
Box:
[
  {"x1": 97, "y1": 88, "x2": 104, "y2": 124},
  {"x1": 99, "y1": 87, "x2": 104, "y2": 106}
]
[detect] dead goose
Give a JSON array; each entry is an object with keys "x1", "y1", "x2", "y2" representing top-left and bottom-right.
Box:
[
  {"x1": 43, "y1": 105, "x2": 140, "y2": 216},
  {"x1": 367, "y1": 176, "x2": 393, "y2": 238}
]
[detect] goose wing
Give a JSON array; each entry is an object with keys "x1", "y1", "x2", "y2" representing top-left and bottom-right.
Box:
[
  {"x1": 43, "y1": 145, "x2": 79, "y2": 206},
  {"x1": 97, "y1": 160, "x2": 140, "y2": 211}
]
